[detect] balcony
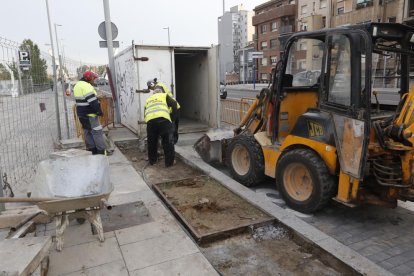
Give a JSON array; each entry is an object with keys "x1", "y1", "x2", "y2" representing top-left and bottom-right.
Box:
[
  {"x1": 252, "y1": 4, "x2": 297, "y2": 26},
  {"x1": 279, "y1": 25, "x2": 293, "y2": 34},
  {"x1": 356, "y1": 0, "x2": 373, "y2": 9}
]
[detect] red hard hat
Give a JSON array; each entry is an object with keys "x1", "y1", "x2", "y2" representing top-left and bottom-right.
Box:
[{"x1": 83, "y1": 70, "x2": 98, "y2": 82}]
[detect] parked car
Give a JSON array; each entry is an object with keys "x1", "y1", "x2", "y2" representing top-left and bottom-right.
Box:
[
  {"x1": 96, "y1": 77, "x2": 108, "y2": 86},
  {"x1": 220, "y1": 82, "x2": 227, "y2": 99}
]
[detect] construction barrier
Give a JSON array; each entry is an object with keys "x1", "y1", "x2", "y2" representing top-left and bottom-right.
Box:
[{"x1": 220, "y1": 97, "x2": 255, "y2": 126}]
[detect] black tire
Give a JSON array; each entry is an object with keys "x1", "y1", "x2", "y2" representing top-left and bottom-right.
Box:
[
  {"x1": 226, "y1": 134, "x2": 265, "y2": 187},
  {"x1": 276, "y1": 149, "x2": 336, "y2": 213}
]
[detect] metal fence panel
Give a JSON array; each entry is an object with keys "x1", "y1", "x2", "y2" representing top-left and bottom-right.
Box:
[
  {"x1": 220, "y1": 97, "x2": 255, "y2": 126},
  {"x1": 0, "y1": 37, "x2": 100, "y2": 196}
]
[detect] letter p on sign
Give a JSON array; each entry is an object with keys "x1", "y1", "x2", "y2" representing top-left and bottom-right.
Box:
[{"x1": 19, "y1": 51, "x2": 31, "y2": 67}]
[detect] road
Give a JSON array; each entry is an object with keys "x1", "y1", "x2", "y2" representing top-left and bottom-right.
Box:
[{"x1": 225, "y1": 84, "x2": 268, "y2": 99}]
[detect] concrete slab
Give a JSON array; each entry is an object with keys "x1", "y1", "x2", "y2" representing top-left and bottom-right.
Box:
[
  {"x1": 64, "y1": 259, "x2": 128, "y2": 276},
  {"x1": 0, "y1": 236, "x2": 52, "y2": 275},
  {"x1": 115, "y1": 220, "x2": 181, "y2": 246},
  {"x1": 108, "y1": 148, "x2": 131, "y2": 165},
  {"x1": 108, "y1": 190, "x2": 159, "y2": 206},
  {"x1": 48, "y1": 237, "x2": 123, "y2": 275},
  {"x1": 43, "y1": 220, "x2": 115, "y2": 248},
  {"x1": 130, "y1": 252, "x2": 218, "y2": 276},
  {"x1": 108, "y1": 126, "x2": 139, "y2": 143},
  {"x1": 120, "y1": 231, "x2": 199, "y2": 272},
  {"x1": 109, "y1": 163, "x2": 148, "y2": 194}
]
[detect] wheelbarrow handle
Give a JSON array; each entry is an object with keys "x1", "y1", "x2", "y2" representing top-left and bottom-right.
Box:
[{"x1": 0, "y1": 197, "x2": 62, "y2": 203}]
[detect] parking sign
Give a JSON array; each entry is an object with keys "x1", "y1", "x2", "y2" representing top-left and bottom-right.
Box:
[{"x1": 19, "y1": 51, "x2": 31, "y2": 67}]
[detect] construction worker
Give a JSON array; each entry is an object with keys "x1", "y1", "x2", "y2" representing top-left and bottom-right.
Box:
[
  {"x1": 144, "y1": 87, "x2": 178, "y2": 167},
  {"x1": 147, "y1": 78, "x2": 180, "y2": 144},
  {"x1": 74, "y1": 70, "x2": 106, "y2": 155}
]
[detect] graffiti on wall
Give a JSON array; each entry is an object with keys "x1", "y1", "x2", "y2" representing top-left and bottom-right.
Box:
[{"x1": 115, "y1": 52, "x2": 136, "y2": 121}]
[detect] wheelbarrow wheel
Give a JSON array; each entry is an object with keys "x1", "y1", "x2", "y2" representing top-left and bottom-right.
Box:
[{"x1": 76, "y1": 218, "x2": 86, "y2": 225}]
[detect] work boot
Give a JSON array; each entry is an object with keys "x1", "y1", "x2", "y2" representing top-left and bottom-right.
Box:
[
  {"x1": 95, "y1": 149, "x2": 107, "y2": 155},
  {"x1": 87, "y1": 148, "x2": 98, "y2": 155}
]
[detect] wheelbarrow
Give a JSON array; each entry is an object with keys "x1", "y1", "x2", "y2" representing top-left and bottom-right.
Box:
[{"x1": 1, "y1": 154, "x2": 114, "y2": 251}]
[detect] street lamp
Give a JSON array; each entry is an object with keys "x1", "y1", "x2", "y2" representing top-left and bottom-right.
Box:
[{"x1": 54, "y1": 23, "x2": 70, "y2": 139}]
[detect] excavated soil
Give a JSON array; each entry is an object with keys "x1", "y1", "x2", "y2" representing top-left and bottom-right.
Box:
[
  {"x1": 118, "y1": 142, "x2": 347, "y2": 275},
  {"x1": 155, "y1": 176, "x2": 272, "y2": 237}
]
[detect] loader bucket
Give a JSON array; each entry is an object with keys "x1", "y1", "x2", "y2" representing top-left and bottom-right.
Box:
[{"x1": 194, "y1": 129, "x2": 234, "y2": 164}]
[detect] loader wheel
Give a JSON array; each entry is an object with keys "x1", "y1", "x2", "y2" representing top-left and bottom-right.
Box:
[
  {"x1": 276, "y1": 149, "x2": 335, "y2": 213},
  {"x1": 227, "y1": 134, "x2": 265, "y2": 187}
]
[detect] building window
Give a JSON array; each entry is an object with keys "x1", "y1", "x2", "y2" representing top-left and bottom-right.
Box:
[
  {"x1": 270, "y1": 39, "x2": 278, "y2": 49},
  {"x1": 271, "y1": 21, "x2": 278, "y2": 32},
  {"x1": 301, "y1": 5, "x2": 308, "y2": 14},
  {"x1": 261, "y1": 73, "x2": 269, "y2": 80},
  {"x1": 337, "y1": 7, "x2": 344, "y2": 14},
  {"x1": 322, "y1": 16, "x2": 326, "y2": 27},
  {"x1": 261, "y1": 24, "x2": 268, "y2": 34},
  {"x1": 261, "y1": 41, "x2": 268, "y2": 50},
  {"x1": 285, "y1": 38, "x2": 324, "y2": 87},
  {"x1": 320, "y1": 0, "x2": 327, "y2": 8},
  {"x1": 299, "y1": 42, "x2": 307, "y2": 50},
  {"x1": 271, "y1": 56, "x2": 278, "y2": 65},
  {"x1": 289, "y1": 0, "x2": 295, "y2": 3},
  {"x1": 261, "y1": 58, "x2": 268, "y2": 66},
  {"x1": 388, "y1": 17, "x2": 397, "y2": 23},
  {"x1": 300, "y1": 23, "x2": 308, "y2": 31}
]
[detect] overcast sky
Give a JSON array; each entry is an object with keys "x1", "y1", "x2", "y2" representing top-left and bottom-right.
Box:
[{"x1": 1, "y1": 0, "x2": 265, "y2": 65}]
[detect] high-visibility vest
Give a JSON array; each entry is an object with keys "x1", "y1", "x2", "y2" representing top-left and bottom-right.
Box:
[
  {"x1": 144, "y1": 93, "x2": 171, "y2": 123},
  {"x1": 155, "y1": 82, "x2": 181, "y2": 110},
  {"x1": 74, "y1": 80, "x2": 99, "y2": 117}
]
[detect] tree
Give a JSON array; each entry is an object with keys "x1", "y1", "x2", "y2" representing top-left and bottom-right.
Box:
[{"x1": 20, "y1": 39, "x2": 48, "y2": 85}]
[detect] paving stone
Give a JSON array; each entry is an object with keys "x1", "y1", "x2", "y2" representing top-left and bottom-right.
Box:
[
  {"x1": 390, "y1": 264, "x2": 413, "y2": 276},
  {"x1": 64, "y1": 259, "x2": 128, "y2": 276},
  {"x1": 43, "y1": 220, "x2": 115, "y2": 248},
  {"x1": 115, "y1": 220, "x2": 181, "y2": 246},
  {"x1": 366, "y1": 251, "x2": 392, "y2": 263},
  {"x1": 109, "y1": 189, "x2": 159, "y2": 206},
  {"x1": 385, "y1": 254, "x2": 412, "y2": 267},
  {"x1": 378, "y1": 261, "x2": 397, "y2": 271},
  {"x1": 109, "y1": 165, "x2": 148, "y2": 194},
  {"x1": 130, "y1": 253, "x2": 218, "y2": 276},
  {"x1": 121, "y1": 231, "x2": 199, "y2": 272},
  {"x1": 48, "y1": 237, "x2": 123, "y2": 275}
]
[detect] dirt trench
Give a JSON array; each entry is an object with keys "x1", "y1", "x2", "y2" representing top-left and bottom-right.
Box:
[{"x1": 117, "y1": 142, "x2": 349, "y2": 276}]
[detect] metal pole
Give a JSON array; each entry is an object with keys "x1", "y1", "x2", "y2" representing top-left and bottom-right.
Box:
[
  {"x1": 103, "y1": 0, "x2": 121, "y2": 123},
  {"x1": 0, "y1": 170, "x2": 4, "y2": 212},
  {"x1": 45, "y1": 0, "x2": 62, "y2": 141},
  {"x1": 223, "y1": 0, "x2": 225, "y2": 14},
  {"x1": 164, "y1": 27, "x2": 174, "y2": 94},
  {"x1": 54, "y1": 24, "x2": 70, "y2": 139}
]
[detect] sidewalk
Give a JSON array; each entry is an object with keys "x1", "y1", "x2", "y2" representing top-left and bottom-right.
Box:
[{"x1": 36, "y1": 127, "x2": 218, "y2": 275}]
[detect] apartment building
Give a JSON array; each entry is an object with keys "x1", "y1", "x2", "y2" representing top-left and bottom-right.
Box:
[
  {"x1": 297, "y1": 0, "x2": 330, "y2": 31},
  {"x1": 331, "y1": 0, "x2": 403, "y2": 26},
  {"x1": 218, "y1": 4, "x2": 254, "y2": 83},
  {"x1": 252, "y1": 0, "x2": 297, "y2": 82}
]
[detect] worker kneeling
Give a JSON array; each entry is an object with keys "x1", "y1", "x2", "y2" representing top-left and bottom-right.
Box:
[{"x1": 144, "y1": 87, "x2": 178, "y2": 167}]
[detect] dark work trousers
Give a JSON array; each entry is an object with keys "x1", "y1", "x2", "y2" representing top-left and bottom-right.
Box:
[
  {"x1": 173, "y1": 117, "x2": 179, "y2": 144},
  {"x1": 147, "y1": 117, "x2": 175, "y2": 167},
  {"x1": 79, "y1": 116, "x2": 106, "y2": 155}
]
